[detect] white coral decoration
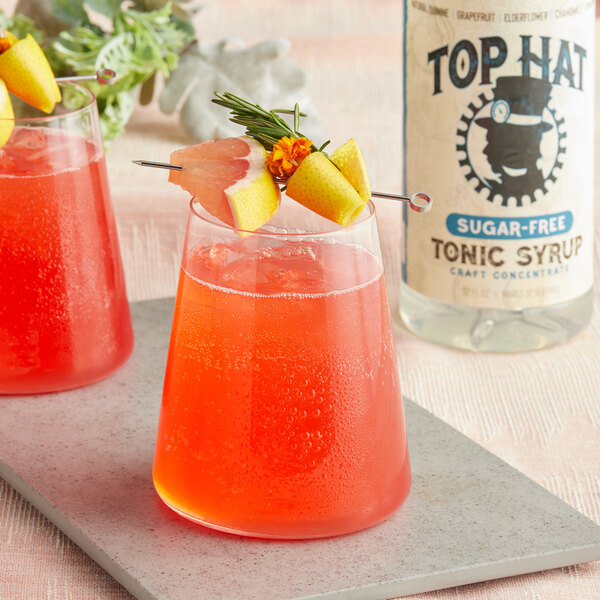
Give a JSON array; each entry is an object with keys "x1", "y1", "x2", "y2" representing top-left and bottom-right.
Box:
[{"x1": 159, "y1": 38, "x2": 326, "y2": 143}]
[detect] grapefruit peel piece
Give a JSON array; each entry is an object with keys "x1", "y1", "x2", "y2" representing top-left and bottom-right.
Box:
[
  {"x1": 0, "y1": 34, "x2": 61, "y2": 114},
  {"x1": 169, "y1": 136, "x2": 281, "y2": 233}
]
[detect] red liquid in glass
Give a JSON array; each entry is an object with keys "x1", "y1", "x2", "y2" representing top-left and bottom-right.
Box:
[
  {"x1": 0, "y1": 127, "x2": 133, "y2": 394},
  {"x1": 153, "y1": 238, "x2": 410, "y2": 538}
]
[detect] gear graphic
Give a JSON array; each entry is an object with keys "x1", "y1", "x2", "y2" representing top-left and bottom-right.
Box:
[{"x1": 456, "y1": 92, "x2": 567, "y2": 207}]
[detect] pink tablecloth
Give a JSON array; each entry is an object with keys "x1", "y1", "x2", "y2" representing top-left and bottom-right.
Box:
[{"x1": 1, "y1": 1, "x2": 600, "y2": 598}]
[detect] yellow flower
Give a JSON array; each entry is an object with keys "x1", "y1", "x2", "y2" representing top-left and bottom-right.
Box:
[{"x1": 266, "y1": 136, "x2": 313, "y2": 179}]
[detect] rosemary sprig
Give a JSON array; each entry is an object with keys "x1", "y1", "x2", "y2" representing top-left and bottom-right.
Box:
[{"x1": 212, "y1": 91, "x2": 330, "y2": 153}]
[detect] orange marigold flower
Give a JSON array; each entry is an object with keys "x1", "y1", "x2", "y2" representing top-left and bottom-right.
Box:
[
  {"x1": 266, "y1": 136, "x2": 313, "y2": 179},
  {"x1": 0, "y1": 30, "x2": 17, "y2": 54},
  {"x1": 0, "y1": 37, "x2": 11, "y2": 54}
]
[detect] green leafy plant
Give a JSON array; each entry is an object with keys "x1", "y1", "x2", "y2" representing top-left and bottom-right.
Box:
[
  {"x1": 1, "y1": 0, "x2": 196, "y2": 142},
  {"x1": 1, "y1": 1, "x2": 325, "y2": 147}
]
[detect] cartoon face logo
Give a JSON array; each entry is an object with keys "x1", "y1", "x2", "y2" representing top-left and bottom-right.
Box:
[{"x1": 457, "y1": 76, "x2": 566, "y2": 207}]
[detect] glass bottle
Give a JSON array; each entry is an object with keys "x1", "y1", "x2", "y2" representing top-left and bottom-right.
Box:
[{"x1": 400, "y1": 1, "x2": 595, "y2": 351}]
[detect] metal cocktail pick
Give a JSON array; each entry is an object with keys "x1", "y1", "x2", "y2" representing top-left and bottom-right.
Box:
[
  {"x1": 132, "y1": 160, "x2": 433, "y2": 213},
  {"x1": 55, "y1": 68, "x2": 117, "y2": 86}
]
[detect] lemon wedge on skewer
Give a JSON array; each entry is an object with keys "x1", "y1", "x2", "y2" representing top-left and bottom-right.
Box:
[
  {"x1": 285, "y1": 139, "x2": 371, "y2": 227},
  {"x1": 0, "y1": 33, "x2": 61, "y2": 114},
  {"x1": 286, "y1": 151, "x2": 367, "y2": 227}
]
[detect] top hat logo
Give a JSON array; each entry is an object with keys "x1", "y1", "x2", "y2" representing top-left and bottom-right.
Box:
[
  {"x1": 456, "y1": 75, "x2": 566, "y2": 207},
  {"x1": 475, "y1": 76, "x2": 553, "y2": 131}
]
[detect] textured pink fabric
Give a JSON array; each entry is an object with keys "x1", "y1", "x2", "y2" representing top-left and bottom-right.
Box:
[{"x1": 1, "y1": 2, "x2": 599, "y2": 598}]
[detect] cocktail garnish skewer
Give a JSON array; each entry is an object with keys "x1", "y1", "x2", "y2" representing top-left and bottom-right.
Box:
[
  {"x1": 132, "y1": 160, "x2": 433, "y2": 213},
  {"x1": 55, "y1": 68, "x2": 117, "y2": 86}
]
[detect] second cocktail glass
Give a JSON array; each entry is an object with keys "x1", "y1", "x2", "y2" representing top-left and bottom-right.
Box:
[
  {"x1": 0, "y1": 83, "x2": 133, "y2": 394},
  {"x1": 153, "y1": 195, "x2": 410, "y2": 538}
]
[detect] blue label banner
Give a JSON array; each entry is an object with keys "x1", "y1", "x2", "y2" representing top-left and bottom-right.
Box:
[{"x1": 446, "y1": 212, "x2": 573, "y2": 240}]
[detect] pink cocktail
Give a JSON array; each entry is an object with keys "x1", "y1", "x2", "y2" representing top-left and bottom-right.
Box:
[
  {"x1": 153, "y1": 197, "x2": 410, "y2": 538},
  {"x1": 0, "y1": 83, "x2": 133, "y2": 394}
]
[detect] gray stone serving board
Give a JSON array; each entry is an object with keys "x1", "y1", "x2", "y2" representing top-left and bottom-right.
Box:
[{"x1": 1, "y1": 298, "x2": 600, "y2": 600}]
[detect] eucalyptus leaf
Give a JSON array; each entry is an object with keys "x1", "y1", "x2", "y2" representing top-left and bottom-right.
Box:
[{"x1": 160, "y1": 38, "x2": 326, "y2": 144}]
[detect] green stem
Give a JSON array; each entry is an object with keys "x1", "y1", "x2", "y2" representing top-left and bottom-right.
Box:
[{"x1": 212, "y1": 91, "x2": 330, "y2": 154}]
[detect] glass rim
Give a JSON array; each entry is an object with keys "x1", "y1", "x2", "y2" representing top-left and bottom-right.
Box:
[
  {"x1": 0, "y1": 81, "x2": 96, "y2": 124},
  {"x1": 189, "y1": 197, "x2": 376, "y2": 237}
]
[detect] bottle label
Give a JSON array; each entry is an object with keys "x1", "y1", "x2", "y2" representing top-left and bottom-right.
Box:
[{"x1": 403, "y1": 1, "x2": 595, "y2": 309}]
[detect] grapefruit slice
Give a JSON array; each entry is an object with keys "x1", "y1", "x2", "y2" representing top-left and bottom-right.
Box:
[
  {"x1": 0, "y1": 34, "x2": 61, "y2": 114},
  {"x1": 286, "y1": 151, "x2": 366, "y2": 226},
  {"x1": 330, "y1": 138, "x2": 371, "y2": 202},
  {"x1": 0, "y1": 79, "x2": 15, "y2": 148},
  {"x1": 169, "y1": 136, "x2": 281, "y2": 232}
]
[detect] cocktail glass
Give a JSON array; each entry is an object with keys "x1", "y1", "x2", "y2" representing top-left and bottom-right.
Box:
[
  {"x1": 0, "y1": 82, "x2": 134, "y2": 394},
  {"x1": 153, "y1": 195, "x2": 410, "y2": 538}
]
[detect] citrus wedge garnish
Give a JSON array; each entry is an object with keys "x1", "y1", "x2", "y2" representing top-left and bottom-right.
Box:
[
  {"x1": 0, "y1": 79, "x2": 15, "y2": 147},
  {"x1": 330, "y1": 138, "x2": 371, "y2": 203},
  {"x1": 0, "y1": 34, "x2": 61, "y2": 114},
  {"x1": 210, "y1": 93, "x2": 373, "y2": 227},
  {"x1": 285, "y1": 151, "x2": 366, "y2": 226},
  {"x1": 169, "y1": 136, "x2": 281, "y2": 232}
]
